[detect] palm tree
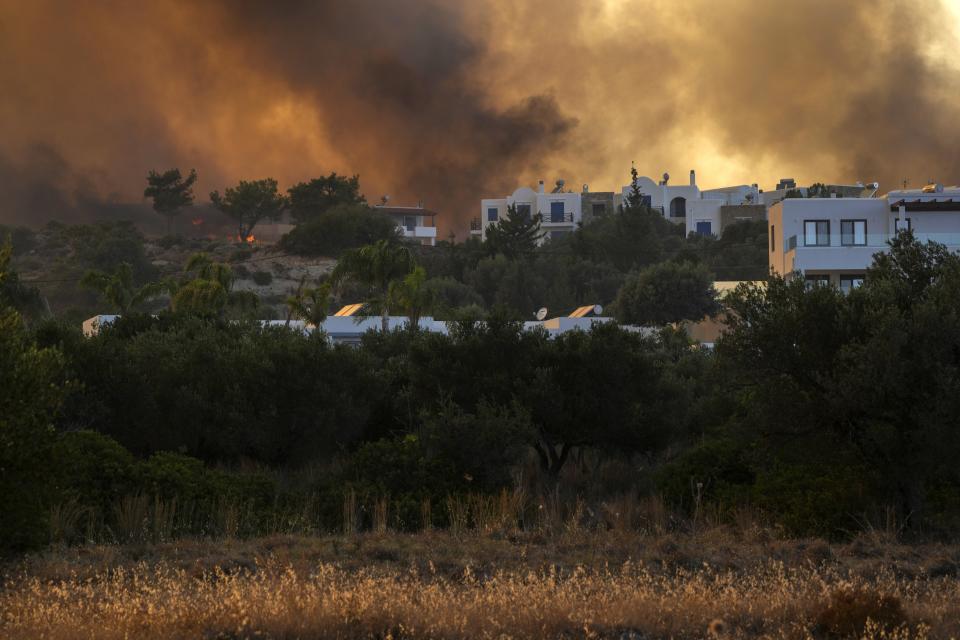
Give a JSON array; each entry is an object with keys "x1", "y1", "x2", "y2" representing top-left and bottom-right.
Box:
[
  {"x1": 388, "y1": 265, "x2": 433, "y2": 330},
  {"x1": 331, "y1": 240, "x2": 414, "y2": 332},
  {"x1": 168, "y1": 253, "x2": 258, "y2": 318},
  {"x1": 285, "y1": 278, "x2": 331, "y2": 329},
  {"x1": 80, "y1": 263, "x2": 162, "y2": 314}
]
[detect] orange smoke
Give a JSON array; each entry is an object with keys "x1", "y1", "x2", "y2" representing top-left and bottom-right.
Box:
[{"x1": 0, "y1": 0, "x2": 959, "y2": 237}]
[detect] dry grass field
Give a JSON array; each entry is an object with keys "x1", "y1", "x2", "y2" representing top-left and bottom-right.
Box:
[{"x1": 3, "y1": 530, "x2": 960, "y2": 639}]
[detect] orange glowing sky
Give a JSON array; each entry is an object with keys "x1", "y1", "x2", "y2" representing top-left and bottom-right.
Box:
[{"x1": 1, "y1": 0, "x2": 959, "y2": 235}]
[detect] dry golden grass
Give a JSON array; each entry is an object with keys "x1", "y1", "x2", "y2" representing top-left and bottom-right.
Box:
[{"x1": 3, "y1": 531, "x2": 960, "y2": 639}]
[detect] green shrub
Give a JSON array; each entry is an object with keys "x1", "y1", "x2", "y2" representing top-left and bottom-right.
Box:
[
  {"x1": 0, "y1": 307, "x2": 66, "y2": 553},
  {"x1": 655, "y1": 438, "x2": 755, "y2": 510},
  {"x1": 280, "y1": 204, "x2": 400, "y2": 257},
  {"x1": 138, "y1": 452, "x2": 213, "y2": 502},
  {"x1": 251, "y1": 270, "x2": 273, "y2": 286},
  {"x1": 52, "y1": 430, "x2": 137, "y2": 513}
]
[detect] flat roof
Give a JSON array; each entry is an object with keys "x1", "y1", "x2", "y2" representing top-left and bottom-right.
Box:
[{"x1": 375, "y1": 206, "x2": 439, "y2": 217}]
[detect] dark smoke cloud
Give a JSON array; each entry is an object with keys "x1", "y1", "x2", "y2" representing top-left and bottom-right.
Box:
[{"x1": 0, "y1": 0, "x2": 958, "y2": 235}]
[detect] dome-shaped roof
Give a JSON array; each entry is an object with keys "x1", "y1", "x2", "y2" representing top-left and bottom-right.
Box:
[{"x1": 512, "y1": 186, "x2": 538, "y2": 200}]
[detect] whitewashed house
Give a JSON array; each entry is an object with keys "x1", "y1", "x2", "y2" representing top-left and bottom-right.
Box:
[
  {"x1": 768, "y1": 183, "x2": 960, "y2": 290},
  {"x1": 478, "y1": 179, "x2": 582, "y2": 243},
  {"x1": 619, "y1": 170, "x2": 762, "y2": 238}
]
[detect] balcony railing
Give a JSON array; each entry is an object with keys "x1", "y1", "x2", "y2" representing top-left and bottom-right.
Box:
[
  {"x1": 470, "y1": 218, "x2": 482, "y2": 231},
  {"x1": 543, "y1": 212, "x2": 574, "y2": 224}
]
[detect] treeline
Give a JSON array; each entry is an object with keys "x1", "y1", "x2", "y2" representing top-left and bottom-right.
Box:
[
  {"x1": 1, "y1": 168, "x2": 767, "y2": 325},
  {"x1": 2, "y1": 231, "x2": 960, "y2": 552}
]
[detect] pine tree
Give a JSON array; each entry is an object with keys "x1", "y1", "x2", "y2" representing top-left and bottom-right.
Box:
[
  {"x1": 144, "y1": 168, "x2": 197, "y2": 235},
  {"x1": 485, "y1": 204, "x2": 543, "y2": 259}
]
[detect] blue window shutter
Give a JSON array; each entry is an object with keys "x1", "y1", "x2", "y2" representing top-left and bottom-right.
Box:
[
  {"x1": 696, "y1": 221, "x2": 712, "y2": 236},
  {"x1": 487, "y1": 207, "x2": 498, "y2": 222},
  {"x1": 550, "y1": 201, "x2": 564, "y2": 223}
]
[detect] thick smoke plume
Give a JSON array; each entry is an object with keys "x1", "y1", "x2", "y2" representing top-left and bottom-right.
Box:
[{"x1": 0, "y1": 0, "x2": 958, "y2": 234}]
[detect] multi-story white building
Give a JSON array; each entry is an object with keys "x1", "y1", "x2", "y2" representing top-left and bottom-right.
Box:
[
  {"x1": 619, "y1": 170, "x2": 762, "y2": 238},
  {"x1": 768, "y1": 183, "x2": 960, "y2": 290},
  {"x1": 478, "y1": 180, "x2": 583, "y2": 243}
]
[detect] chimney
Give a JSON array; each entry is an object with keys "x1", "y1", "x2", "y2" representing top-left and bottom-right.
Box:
[
  {"x1": 689, "y1": 170, "x2": 696, "y2": 187},
  {"x1": 538, "y1": 180, "x2": 545, "y2": 194}
]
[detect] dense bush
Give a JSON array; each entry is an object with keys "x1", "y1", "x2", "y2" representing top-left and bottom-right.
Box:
[
  {"x1": 5, "y1": 225, "x2": 960, "y2": 549},
  {"x1": 0, "y1": 307, "x2": 66, "y2": 552},
  {"x1": 56, "y1": 315, "x2": 382, "y2": 465},
  {"x1": 280, "y1": 204, "x2": 400, "y2": 257}
]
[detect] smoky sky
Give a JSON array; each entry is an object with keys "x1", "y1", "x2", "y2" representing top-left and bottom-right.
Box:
[{"x1": 0, "y1": 0, "x2": 958, "y2": 234}]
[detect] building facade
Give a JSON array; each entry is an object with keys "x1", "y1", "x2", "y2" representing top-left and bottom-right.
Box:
[
  {"x1": 374, "y1": 204, "x2": 439, "y2": 246},
  {"x1": 478, "y1": 180, "x2": 583, "y2": 243},
  {"x1": 768, "y1": 184, "x2": 960, "y2": 290},
  {"x1": 478, "y1": 170, "x2": 762, "y2": 242}
]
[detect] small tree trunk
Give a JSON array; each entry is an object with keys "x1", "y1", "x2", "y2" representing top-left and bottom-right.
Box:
[
  {"x1": 900, "y1": 476, "x2": 925, "y2": 534},
  {"x1": 381, "y1": 304, "x2": 389, "y2": 333}
]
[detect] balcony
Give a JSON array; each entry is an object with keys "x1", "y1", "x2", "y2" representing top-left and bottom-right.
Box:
[
  {"x1": 400, "y1": 225, "x2": 437, "y2": 239},
  {"x1": 785, "y1": 231, "x2": 960, "y2": 274},
  {"x1": 543, "y1": 211, "x2": 574, "y2": 225},
  {"x1": 469, "y1": 217, "x2": 482, "y2": 232}
]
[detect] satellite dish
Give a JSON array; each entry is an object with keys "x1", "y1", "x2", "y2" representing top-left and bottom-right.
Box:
[
  {"x1": 593, "y1": 304, "x2": 604, "y2": 316},
  {"x1": 535, "y1": 307, "x2": 548, "y2": 321}
]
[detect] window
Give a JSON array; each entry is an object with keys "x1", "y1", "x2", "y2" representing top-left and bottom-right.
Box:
[
  {"x1": 550, "y1": 201, "x2": 565, "y2": 223},
  {"x1": 516, "y1": 204, "x2": 531, "y2": 220},
  {"x1": 895, "y1": 217, "x2": 912, "y2": 233},
  {"x1": 804, "y1": 220, "x2": 830, "y2": 246},
  {"x1": 487, "y1": 207, "x2": 498, "y2": 222},
  {"x1": 403, "y1": 216, "x2": 416, "y2": 231},
  {"x1": 641, "y1": 194, "x2": 652, "y2": 208},
  {"x1": 840, "y1": 220, "x2": 866, "y2": 246},
  {"x1": 805, "y1": 274, "x2": 831, "y2": 289},
  {"x1": 695, "y1": 221, "x2": 712, "y2": 236},
  {"x1": 839, "y1": 275, "x2": 865, "y2": 294},
  {"x1": 592, "y1": 202, "x2": 606, "y2": 216},
  {"x1": 670, "y1": 197, "x2": 687, "y2": 218},
  {"x1": 770, "y1": 225, "x2": 775, "y2": 252}
]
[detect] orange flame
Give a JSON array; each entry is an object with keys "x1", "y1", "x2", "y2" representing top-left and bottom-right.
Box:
[{"x1": 191, "y1": 217, "x2": 204, "y2": 226}]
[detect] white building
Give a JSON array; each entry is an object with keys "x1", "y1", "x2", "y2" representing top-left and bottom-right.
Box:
[
  {"x1": 768, "y1": 183, "x2": 960, "y2": 290},
  {"x1": 374, "y1": 204, "x2": 439, "y2": 246},
  {"x1": 620, "y1": 170, "x2": 761, "y2": 238},
  {"x1": 81, "y1": 311, "x2": 631, "y2": 345},
  {"x1": 477, "y1": 171, "x2": 763, "y2": 243},
  {"x1": 478, "y1": 179, "x2": 582, "y2": 243}
]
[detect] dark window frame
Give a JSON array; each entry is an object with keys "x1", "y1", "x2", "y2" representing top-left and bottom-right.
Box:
[
  {"x1": 804, "y1": 219, "x2": 831, "y2": 246},
  {"x1": 669, "y1": 196, "x2": 687, "y2": 218},
  {"x1": 840, "y1": 219, "x2": 867, "y2": 246},
  {"x1": 487, "y1": 207, "x2": 498, "y2": 222},
  {"x1": 770, "y1": 225, "x2": 775, "y2": 252},
  {"x1": 839, "y1": 275, "x2": 865, "y2": 293},
  {"x1": 804, "y1": 274, "x2": 831, "y2": 289}
]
